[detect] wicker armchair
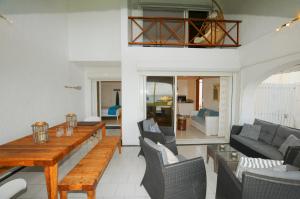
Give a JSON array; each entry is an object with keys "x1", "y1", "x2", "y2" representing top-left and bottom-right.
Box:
[
  {"x1": 216, "y1": 151, "x2": 300, "y2": 199},
  {"x1": 137, "y1": 120, "x2": 178, "y2": 156},
  {"x1": 139, "y1": 137, "x2": 206, "y2": 199}
]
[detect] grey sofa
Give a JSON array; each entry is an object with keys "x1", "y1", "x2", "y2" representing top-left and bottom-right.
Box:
[
  {"x1": 216, "y1": 148, "x2": 300, "y2": 199},
  {"x1": 230, "y1": 119, "x2": 300, "y2": 160},
  {"x1": 137, "y1": 120, "x2": 178, "y2": 156},
  {"x1": 139, "y1": 137, "x2": 206, "y2": 199}
]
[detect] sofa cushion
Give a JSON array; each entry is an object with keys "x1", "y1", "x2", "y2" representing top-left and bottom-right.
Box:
[
  {"x1": 191, "y1": 116, "x2": 205, "y2": 125},
  {"x1": 279, "y1": 134, "x2": 300, "y2": 156},
  {"x1": 239, "y1": 123, "x2": 261, "y2": 140},
  {"x1": 272, "y1": 126, "x2": 300, "y2": 148},
  {"x1": 235, "y1": 156, "x2": 283, "y2": 181},
  {"x1": 254, "y1": 119, "x2": 279, "y2": 145},
  {"x1": 207, "y1": 110, "x2": 219, "y2": 117},
  {"x1": 197, "y1": 108, "x2": 206, "y2": 118},
  {"x1": 231, "y1": 135, "x2": 283, "y2": 160}
]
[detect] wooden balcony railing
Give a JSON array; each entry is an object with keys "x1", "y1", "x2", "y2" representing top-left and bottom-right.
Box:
[{"x1": 128, "y1": 16, "x2": 241, "y2": 47}]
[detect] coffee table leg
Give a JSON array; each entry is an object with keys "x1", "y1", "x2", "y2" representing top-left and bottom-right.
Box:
[{"x1": 44, "y1": 164, "x2": 58, "y2": 199}]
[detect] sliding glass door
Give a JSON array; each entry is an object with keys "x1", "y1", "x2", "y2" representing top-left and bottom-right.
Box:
[{"x1": 146, "y1": 76, "x2": 175, "y2": 128}]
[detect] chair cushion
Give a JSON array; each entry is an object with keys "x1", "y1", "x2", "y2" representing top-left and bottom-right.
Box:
[
  {"x1": 254, "y1": 119, "x2": 279, "y2": 145},
  {"x1": 239, "y1": 123, "x2": 261, "y2": 140},
  {"x1": 143, "y1": 118, "x2": 155, "y2": 131},
  {"x1": 149, "y1": 122, "x2": 161, "y2": 133},
  {"x1": 272, "y1": 126, "x2": 300, "y2": 148},
  {"x1": 231, "y1": 135, "x2": 283, "y2": 160},
  {"x1": 279, "y1": 134, "x2": 300, "y2": 156},
  {"x1": 158, "y1": 143, "x2": 179, "y2": 165},
  {"x1": 144, "y1": 138, "x2": 168, "y2": 164}
]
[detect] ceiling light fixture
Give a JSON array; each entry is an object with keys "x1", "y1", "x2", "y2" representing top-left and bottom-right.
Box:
[{"x1": 276, "y1": 15, "x2": 300, "y2": 32}]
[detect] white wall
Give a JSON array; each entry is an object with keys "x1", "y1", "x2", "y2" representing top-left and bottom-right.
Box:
[
  {"x1": 238, "y1": 22, "x2": 300, "y2": 124},
  {"x1": 0, "y1": 0, "x2": 85, "y2": 144},
  {"x1": 82, "y1": 63, "x2": 121, "y2": 118},
  {"x1": 67, "y1": 0, "x2": 121, "y2": 61},
  {"x1": 202, "y1": 77, "x2": 220, "y2": 111}
]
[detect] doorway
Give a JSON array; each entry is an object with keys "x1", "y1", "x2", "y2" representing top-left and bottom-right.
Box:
[{"x1": 146, "y1": 76, "x2": 175, "y2": 128}]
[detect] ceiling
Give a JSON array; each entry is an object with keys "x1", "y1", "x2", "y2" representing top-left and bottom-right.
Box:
[{"x1": 132, "y1": 0, "x2": 300, "y2": 18}]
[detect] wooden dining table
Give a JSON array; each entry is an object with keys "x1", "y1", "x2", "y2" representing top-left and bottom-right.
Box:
[{"x1": 0, "y1": 122, "x2": 106, "y2": 199}]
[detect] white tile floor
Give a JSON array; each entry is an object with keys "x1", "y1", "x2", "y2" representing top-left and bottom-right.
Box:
[{"x1": 6, "y1": 144, "x2": 217, "y2": 199}]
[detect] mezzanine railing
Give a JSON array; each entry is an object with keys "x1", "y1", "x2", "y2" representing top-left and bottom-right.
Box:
[{"x1": 129, "y1": 16, "x2": 241, "y2": 47}]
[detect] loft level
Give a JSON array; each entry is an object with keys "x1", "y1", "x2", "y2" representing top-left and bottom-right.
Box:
[{"x1": 128, "y1": 16, "x2": 241, "y2": 48}]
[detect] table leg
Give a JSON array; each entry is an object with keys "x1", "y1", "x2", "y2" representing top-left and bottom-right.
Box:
[
  {"x1": 102, "y1": 126, "x2": 106, "y2": 138},
  {"x1": 118, "y1": 140, "x2": 122, "y2": 154},
  {"x1": 44, "y1": 164, "x2": 58, "y2": 199}
]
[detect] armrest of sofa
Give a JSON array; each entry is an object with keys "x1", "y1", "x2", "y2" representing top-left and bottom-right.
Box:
[
  {"x1": 205, "y1": 116, "x2": 219, "y2": 135},
  {"x1": 231, "y1": 125, "x2": 243, "y2": 136}
]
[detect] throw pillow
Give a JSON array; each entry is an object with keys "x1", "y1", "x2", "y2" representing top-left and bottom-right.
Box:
[
  {"x1": 143, "y1": 118, "x2": 155, "y2": 131},
  {"x1": 279, "y1": 134, "x2": 300, "y2": 156},
  {"x1": 235, "y1": 156, "x2": 283, "y2": 182},
  {"x1": 144, "y1": 138, "x2": 168, "y2": 164},
  {"x1": 149, "y1": 122, "x2": 161, "y2": 133},
  {"x1": 239, "y1": 123, "x2": 261, "y2": 140},
  {"x1": 158, "y1": 142, "x2": 179, "y2": 165},
  {"x1": 254, "y1": 119, "x2": 279, "y2": 145}
]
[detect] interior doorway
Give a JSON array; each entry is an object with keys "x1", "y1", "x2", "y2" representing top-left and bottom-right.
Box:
[
  {"x1": 175, "y1": 76, "x2": 232, "y2": 144},
  {"x1": 94, "y1": 81, "x2": 122, "y2": 128}
]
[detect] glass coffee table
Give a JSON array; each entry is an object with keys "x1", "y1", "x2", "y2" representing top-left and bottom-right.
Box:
[{"x1": 207, "y1": 144, "x2": 242, "y2": 173}]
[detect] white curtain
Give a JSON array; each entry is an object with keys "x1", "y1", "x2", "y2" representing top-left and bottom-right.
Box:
[
  {"x1": 218, "y1": 77, "x2": 232, "y2": 138},
  {"x1": 254, "y1": 84, "x2": 296, "y2": 127}
]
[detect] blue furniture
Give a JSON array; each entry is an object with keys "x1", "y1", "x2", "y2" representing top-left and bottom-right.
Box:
[{"x1": 191, "y1": 108, "x2": 219, "y2": 135}]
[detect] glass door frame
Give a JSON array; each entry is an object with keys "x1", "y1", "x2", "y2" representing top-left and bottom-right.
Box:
[{"x1": 139, "y1": 71, "x2": 236, "y2": 142}]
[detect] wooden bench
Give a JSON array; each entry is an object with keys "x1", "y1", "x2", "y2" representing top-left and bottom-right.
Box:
[{"x1": 58, "y1": 136, "x2": 121, "y2": 199}]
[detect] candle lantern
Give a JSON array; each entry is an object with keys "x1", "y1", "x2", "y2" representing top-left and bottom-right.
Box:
[
  {"x1": 66, "y1": 113, "x2": 77, "y2": 128},
  {"x1": 32, "y1": 122, "x2": 49, "y2": 144}
]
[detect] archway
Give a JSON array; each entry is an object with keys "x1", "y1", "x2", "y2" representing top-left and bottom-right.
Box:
[{"x1": 239, "y1": 59, "x2": 300, "y2": 125}]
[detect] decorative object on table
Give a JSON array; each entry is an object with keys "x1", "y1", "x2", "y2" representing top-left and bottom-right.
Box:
[
  {"x1": 56, "y1": 127, "x2": 64, "y2": 137},
  {"x1": 231, "y1": 152, "x2": 238, "y2": 159},
  {"x1": 66, "y1": 113, "x2": 77, "y2": 128},
  {"x1": 32, "y1": 122, "x2": 49, "y2": 144},
  {"x1": 219, "y1": 144, "x2": 226, "y2": 151},
  {"x1": 66, "y1": 127, "x2": 73, "y2": 136}
]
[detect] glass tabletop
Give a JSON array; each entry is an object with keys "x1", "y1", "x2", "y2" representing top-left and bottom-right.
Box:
[
  {"x1": 207, "y1": 144, "x2": 236, "y2": 152},
  {"x1": 217, "y1": 151, "x2": 242, "y2": 162}
]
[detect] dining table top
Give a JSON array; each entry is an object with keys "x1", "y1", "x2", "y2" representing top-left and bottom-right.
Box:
[{"x1": 0, "y1": 122, "x2": 105, "y2": 167}]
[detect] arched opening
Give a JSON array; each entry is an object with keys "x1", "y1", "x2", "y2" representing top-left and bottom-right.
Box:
[
  {"x1": 240, "y1": 59, "x2": 300, "y2": 125},
  {"x1": 253, "y1": 70, "x2": 300, "y2": 128}
]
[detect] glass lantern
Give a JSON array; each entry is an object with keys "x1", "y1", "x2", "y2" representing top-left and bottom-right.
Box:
[
  {"x1": 66, "y1": 113, "x2": 77, "y2": 128},
  {"x1": 32, "y1": 122, "x2": 49, "y2": 144}
]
